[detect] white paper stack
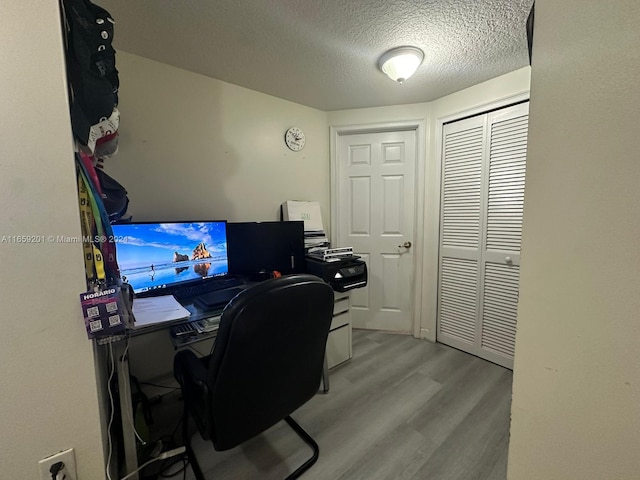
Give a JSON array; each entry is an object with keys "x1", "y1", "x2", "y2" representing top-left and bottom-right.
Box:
[
  {"x1": 281, "y1": 200, "x2": 330, "y2": 252},
  {"x1": 131, "y1": 295, "x2": 191, "y2": 329}
]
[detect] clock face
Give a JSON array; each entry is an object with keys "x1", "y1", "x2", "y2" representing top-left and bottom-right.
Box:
[{"x1": 285, "y1": 127, "x2": 306, "y2": 151}]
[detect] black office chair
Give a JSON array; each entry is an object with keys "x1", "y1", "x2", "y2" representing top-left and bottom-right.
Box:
[{"x1": 174, "y1": 274, "x2": 335, "y2": 480}]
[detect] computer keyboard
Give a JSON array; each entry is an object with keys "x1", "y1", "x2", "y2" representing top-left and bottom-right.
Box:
[
  {"x1": 196, "y1": 287, "x2": 244, "y2": 309},
  {"x1": 172, "y1": 277, "x2": 243, "y2": 300}
]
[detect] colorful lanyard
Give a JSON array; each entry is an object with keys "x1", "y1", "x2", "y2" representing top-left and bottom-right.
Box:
[
  {"x1": 77, "y1": 167, "x2": 106, "y2": 283},
  {"x1": 76, "y1": 154, "x2": 121, "y2": 281}
]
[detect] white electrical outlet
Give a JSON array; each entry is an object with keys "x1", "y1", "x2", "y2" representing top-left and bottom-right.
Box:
[{"x1": 38, "y1": 448, "x2": 76, "y2": 480}]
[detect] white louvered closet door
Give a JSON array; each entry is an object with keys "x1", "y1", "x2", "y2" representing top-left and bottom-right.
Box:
[
  {"x1": 438, "y1": 114, "x2": 486, "y2": 351},
  {"x1": 438, "y1": 102, "x2": 529, "y2": 369}
]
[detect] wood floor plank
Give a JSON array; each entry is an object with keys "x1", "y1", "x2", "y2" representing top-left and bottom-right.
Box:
[
  {"x1": 164, "y1": 330, "x2": 513, "y2": 480},
  {"x1": 408, "y1": 370, "x2": 513, "y2": 480},
  {"x1": 336, "y1": 424, "x2": 435, "y2": 480},
  {"x1": 303, "y1": 371, "x2": 442, "y2": 479},
  {"x1": 408, "y1": 354, "x2": 509, "y2": 446}
]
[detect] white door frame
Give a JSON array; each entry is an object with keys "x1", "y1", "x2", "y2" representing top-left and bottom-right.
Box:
[
  {"x1": 427, "y1": 92, "x2": 530, "y2": 344},
  {"x1": 330, "y1": 120, "x2": 426, "y2": 337}
]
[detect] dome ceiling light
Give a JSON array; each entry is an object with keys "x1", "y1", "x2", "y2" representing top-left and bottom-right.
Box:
[{"x1": 378, "y1": 46, "x2": 424, "y2": 84}]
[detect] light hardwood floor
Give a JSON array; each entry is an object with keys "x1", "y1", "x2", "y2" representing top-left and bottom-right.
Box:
[{"x1": 162, "y1": 330, "x2": 512, "y2": 480}]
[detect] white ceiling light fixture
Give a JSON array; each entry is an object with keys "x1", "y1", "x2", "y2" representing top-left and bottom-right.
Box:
[{"x1": 378, "y1": 46, "x2": 424, "y2": 85}]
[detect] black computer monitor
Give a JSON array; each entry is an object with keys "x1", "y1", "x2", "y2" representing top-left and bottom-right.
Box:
[
  {"x1": 111, "y1": 220, "x2": 229, "y2": 295},
  {"x1": 227, "y1": 221, "x2": 305, "y2": 277}
]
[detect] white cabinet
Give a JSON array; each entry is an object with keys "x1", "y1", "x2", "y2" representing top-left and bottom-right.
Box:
[{"x1": 326, "y1": 291, "x2": 352, "y2": 369}]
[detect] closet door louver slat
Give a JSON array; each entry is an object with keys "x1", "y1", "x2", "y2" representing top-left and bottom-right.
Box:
[
  {"x1": 439, "y1": 258, "x2": 478, "y2": 344},
  {"x1": 441, "y1": 124, "x2": 484, "y2": 250},
  {"x1": 485, "y1": 114, "x2": 529, "y2": 253},
  {"x1": 481, "y1": 263, "x2": 520, "y2": 358}
]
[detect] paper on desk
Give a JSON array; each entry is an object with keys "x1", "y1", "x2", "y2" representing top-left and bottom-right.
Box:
[{"x1": 131, "y1": 295, "x2": 190, "y2": 329}]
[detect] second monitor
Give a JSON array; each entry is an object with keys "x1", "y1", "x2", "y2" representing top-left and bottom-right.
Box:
[{"x1": 227, "y1": 221, "x2": 305, "y2": 279}]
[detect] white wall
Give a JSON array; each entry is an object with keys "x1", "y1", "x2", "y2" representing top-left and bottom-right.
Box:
[
  {"x1": 508, "y1": 1, "x2": 640, "y2": 479},
  {"x1": 327, "y1": 67, "x2": 530, "y2": 341},
  {"x1": 0, "y1": 1, "x2": 105, "y2": 478},
  {"x1": 107, "y1": 52, "x2": 329, "y2": 225}
]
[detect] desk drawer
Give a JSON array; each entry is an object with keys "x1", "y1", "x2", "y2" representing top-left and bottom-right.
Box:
[
  {"x1": 326, "y1": 324, "x2": 351, "y2": 369},
  {"x1": 330, "y1": 311, "x2": 350, "y2": 331},
  {"x1": 333, "y1": 297, "x2": 350, "y2": 316}
]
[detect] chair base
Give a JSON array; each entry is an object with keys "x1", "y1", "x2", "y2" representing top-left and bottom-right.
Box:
[
  {"x1": 182, "y1": 402, "x2": 205, "y2": 480},
  {"x1": 283, "y1": 415, "x2": 320, "y2": 480},
  {"x1": 183, "y1": 409, "x2": 319, "y2": 480}
]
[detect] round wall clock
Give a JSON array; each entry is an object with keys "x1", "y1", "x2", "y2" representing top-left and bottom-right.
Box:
[{"x1": 285, "y1": 127, "x2": 306, "y2": 151}]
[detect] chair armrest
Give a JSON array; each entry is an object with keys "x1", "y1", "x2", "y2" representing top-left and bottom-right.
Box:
[
  {"x1": 174, "y1": 350, "x2": 208, "y2": 388},
  {"x1": 174, "y1": 350, "x2": 214, "y2": 438}
]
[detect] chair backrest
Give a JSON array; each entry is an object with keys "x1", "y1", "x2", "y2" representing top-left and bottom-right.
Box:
[{"x1": 205, "y1": 274, "x2": 334, "y2": 450}]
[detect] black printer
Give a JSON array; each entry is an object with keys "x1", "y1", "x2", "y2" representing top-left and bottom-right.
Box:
[{"x1": 305, "y1": 256, "x2": 368, "y2": 292}]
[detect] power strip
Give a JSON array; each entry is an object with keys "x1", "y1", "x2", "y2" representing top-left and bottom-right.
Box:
[
  {"x1": 171, "y1": 320, "x2": 219, "y2": 337},
  {"x1": 120, "y1": 447, "x2": 186, "y2": 480},
  {"x1": 172, "y1": 323, "x2": 197, "y2": 337}
]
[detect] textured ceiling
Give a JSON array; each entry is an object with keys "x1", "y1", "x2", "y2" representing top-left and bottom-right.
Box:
[{"x1": 99, "y1": 0, "x2": 534, "y2": 111}]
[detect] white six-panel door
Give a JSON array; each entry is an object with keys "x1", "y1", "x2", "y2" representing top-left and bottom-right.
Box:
[
  {"x1": 438, "y1": 102, "x2": 529, "y2": 369},
  {"x1": 336, "y1": 129, "x2": 417, "y2": 333}
]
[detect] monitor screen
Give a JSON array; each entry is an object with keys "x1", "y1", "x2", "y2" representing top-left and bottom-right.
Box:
[
  {"x1": 111, "y1": 221, "x2": 229, "y2": 295},
  {"x1": 227, "y1": 221, "x2": 305, "y2": 276}
]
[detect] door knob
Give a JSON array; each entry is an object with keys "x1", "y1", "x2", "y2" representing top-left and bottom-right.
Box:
[
  {"x1": 505, "y1": 256, "x2": 513, "y2": 264},
  {"x1": 399, "y1": 241, "x2": 412, "y2": 249}
]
